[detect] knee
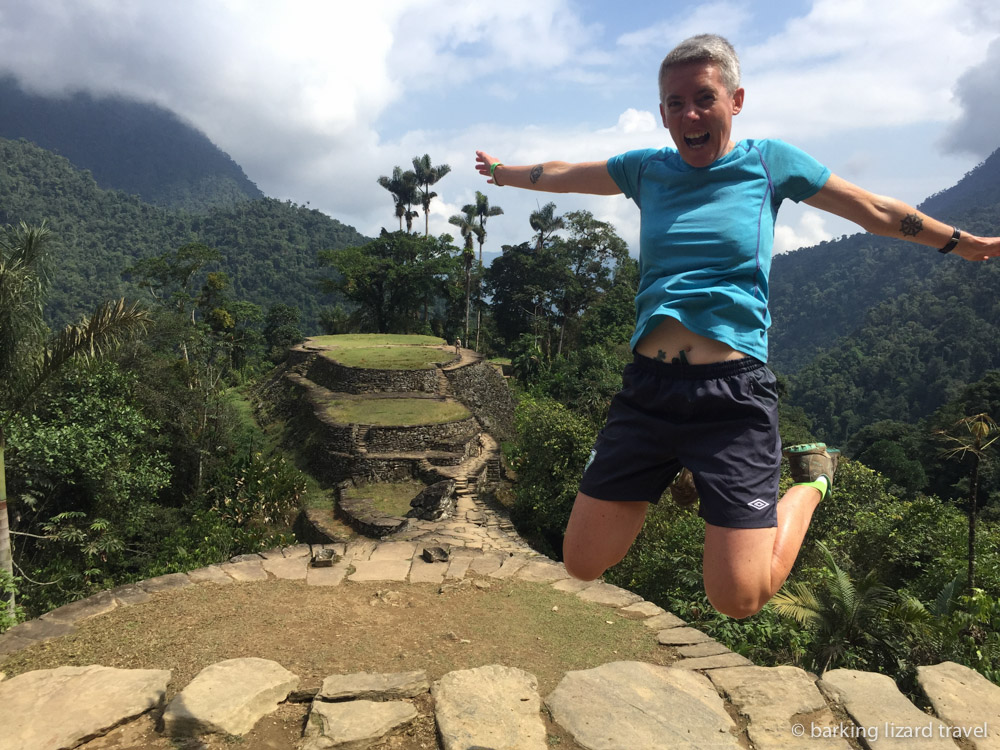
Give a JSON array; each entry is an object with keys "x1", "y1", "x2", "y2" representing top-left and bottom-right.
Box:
[
  {"x1": 562, "y1": 551, "x2": 606, "y2": 582},
  {"x1": 706, "y1": 590, "x2": 767, "y2": 620}
]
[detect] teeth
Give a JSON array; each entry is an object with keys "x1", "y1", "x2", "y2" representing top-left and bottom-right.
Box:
[{"x1": 684, "y1": 132, "x2": 710, "y2": 146}]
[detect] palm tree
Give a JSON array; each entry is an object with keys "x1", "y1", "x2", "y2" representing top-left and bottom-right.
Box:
[
  {"x1": 471, "y1": 191, "x2": 503, "y2": 349},
  {"x1": 412, "y1": 154, "x2": 451, "y2": 237},
  {"x1": 449, "y1": 206, "x2": 482, "y2": 345},
  {"x1": 771, "y1": 542, "x2": 897, "y2": 673},
  {"x1": 938, "y1": 413, "x2": 1000, "y2": 592},
  {"x1": 0, "y1": 222, "x2": 149, "y2": 615},
  {"x1": 529, "y1": 202, "x2": 565, "y2": 251},
  {"x1": 377, "y1": 166, "x2": 420, "y2": 232}
]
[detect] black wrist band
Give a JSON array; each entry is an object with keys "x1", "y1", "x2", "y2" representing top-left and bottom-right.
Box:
[{"x1": 939, "y1": 227, "x2": 961, "y2": 254}]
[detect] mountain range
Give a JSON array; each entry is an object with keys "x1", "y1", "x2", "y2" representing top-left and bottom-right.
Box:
[{"x1": 2, "y1": 81, "x2": 999, "y2": 443}]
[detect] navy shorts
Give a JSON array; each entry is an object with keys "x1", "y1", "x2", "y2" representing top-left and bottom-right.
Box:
[{"x1": 578, "y1": 353, "x2": 781, "y2": 529}]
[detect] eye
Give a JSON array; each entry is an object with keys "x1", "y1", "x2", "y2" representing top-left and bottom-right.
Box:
[{"x1": 666, "y1": 100, "x2": 682, "y2": 111}]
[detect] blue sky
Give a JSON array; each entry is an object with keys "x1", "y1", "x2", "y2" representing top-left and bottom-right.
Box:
[{"x1": 1, "y1": 0, "x2": 998, "y2": 261}]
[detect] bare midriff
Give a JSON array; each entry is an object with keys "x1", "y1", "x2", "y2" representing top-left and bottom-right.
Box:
[{"x1": 634, "y1": 316, "x2": 747, "y2": 365}]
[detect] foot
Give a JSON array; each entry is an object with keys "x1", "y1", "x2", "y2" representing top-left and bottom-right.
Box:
[
  {"x1": 783, "y1": 443, "x2": 839, "y2": 486},
  {"x1": 669, "y1": 468, "x2": 699, "y2": 508}
]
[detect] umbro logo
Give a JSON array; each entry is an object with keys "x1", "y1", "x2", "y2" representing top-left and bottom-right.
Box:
[{"x1": 747, "y1": 498, "x2": 770, "y2": 510}]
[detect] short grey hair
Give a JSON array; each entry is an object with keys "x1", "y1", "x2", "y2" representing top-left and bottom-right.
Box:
[{"x1": 658, "y1": 34, "x2": 741, "y2": 100}]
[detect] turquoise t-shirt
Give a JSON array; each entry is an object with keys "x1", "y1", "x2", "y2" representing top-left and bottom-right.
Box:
[{"x1": 607, "y1": 138, "x2": 830, "y2": 362}]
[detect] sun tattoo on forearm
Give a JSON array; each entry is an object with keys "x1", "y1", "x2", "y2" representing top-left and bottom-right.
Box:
[
  {"x1": 900, "y1": 213, "x2": 923, "y2": 237},
  {"x1": 530, "y1": 165, "x2": 544, "y2": 184}
]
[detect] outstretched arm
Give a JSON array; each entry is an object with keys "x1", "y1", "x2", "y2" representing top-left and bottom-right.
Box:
[
  {"x1": 803, "y1": 174, "x2": 1000, "y2": 261},
  {"x1": 475, "y1": 151, "x2": 621, "y2": 195}
]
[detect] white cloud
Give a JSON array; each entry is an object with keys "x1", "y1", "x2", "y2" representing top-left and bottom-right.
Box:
[{"x1": 774, "y1": 210, "x2": 834, "y2": 254}]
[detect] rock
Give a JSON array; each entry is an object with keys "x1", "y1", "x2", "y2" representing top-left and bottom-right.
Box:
[
  {"x1": 319, "y1": 670, "x2": 430, "y2": 701},
  {"x1": 139, "y1": 572, "x2": 193, "y2": 593},
  {"x1": 489, "y1": 554, "x2": 530, "y2": 579},
  {"x1": 642, "y1": 611, "x2": 687, "y2": 629},
  {"x1": 408, "y1": 558, "x2": 448, "y2": 584},
  {"x1": 820, "y1": 668, "x2": 955, "y2": 749},
  {"x1": 1, "y1": 617, "x2": 75, "y2": 647},
  {"x1": 220, "y1": 559, "x2": 268, "y2": 581},
  {"x1": 917, "y1": 661, "x2": 1000, "y2": 749},
  {"x1": 303, "y1": 699, "x2": 418, "y2": 750},
  {"x1": 546, "y1": 661, "x2": 740, "y2": 749},
  {"x1": 551, "y1": 578, "x2": 596, "y2": 593},
  {"x1": 710, "y1": 665, "x2": 849, "y2": 749},
  {"x1": 162, "y1": 657, "x2": 299, "y2": 737},
  {"x1": 657, "y1": 627, "x2": 712, "y2": 645},
  {"x1": 515, "y1": 559, "x2": 570, "y2": 583},
  {"x1": 576, "y1": 582, "x2": 643, "y2": 607},
  {"x1": 263, "y1": 555, "x2": 308, "y2": 580},
  {"x1": 672, "y1": 653, "x2": 753, "y2": 670},
  {"x1": 406, "y1": 480, "x2": 456, "y2": 521},
  {"x1": 40, "y1": 590, "x2": 118, "y2": 624},
  {"x1": 421, "y1": 546, "x2": 450, "y2": 563},
  {"x1": 109, "y1": 582, "x2": 152, "y2": 606},
  {"x1": 676, "y1": 640, "x2": 732, "y2": 658},
  {"x1": 348, "y1": 559, "x2": 411, "y2": 582},
  {"x1": 186, "y1": 565, "x2": 234, "y2": 585},
  {"x1": 369, "y1": 541, "x2": 418, "y2": 561},
  {"x1": 0, "y1": 665, "x2": 170, "y2": 750},
  {"x1": 433, "y1": 665, "x2": 546, "y2": 750},
  {"x1": 307, "y1": 561, "x2": 350, "y2": 586},
  {"x1": 621, "y1": 601, "x2": 667, "y2": 618},
  {"x1": 466, "y1": 551, "x2": 506, "y2": 576}
]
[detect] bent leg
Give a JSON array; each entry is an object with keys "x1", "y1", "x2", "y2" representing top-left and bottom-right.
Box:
[
  {"x1": 703, "y1": 484, "x2": 822, "y2": 618},
  {"x1": 563, "y1": 492, "x2": 649, "y2": 581}
]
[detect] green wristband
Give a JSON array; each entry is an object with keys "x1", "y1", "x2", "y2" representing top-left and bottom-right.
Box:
[{"x1": 490, "y1": 162, "x2": 504, "y2": 186}]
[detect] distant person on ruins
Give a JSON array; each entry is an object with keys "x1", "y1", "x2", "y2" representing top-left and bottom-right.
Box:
[{"x1": 474, "y1": 33, "x2": 1000, "y2": 618}]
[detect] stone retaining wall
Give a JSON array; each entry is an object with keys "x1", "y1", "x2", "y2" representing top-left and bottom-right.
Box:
[
  {"x1": 365, "y1": 418, "x2": 479, "y2": 454},
  {"x1": 444, "y1": 362, "x2": 515, "y2": 440},
  {"x1": 305, "y1": 352, "x2": 443, "y2": 394}
]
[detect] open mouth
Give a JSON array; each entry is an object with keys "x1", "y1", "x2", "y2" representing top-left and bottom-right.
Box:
[{"x1": 684, "y1": 132, "x2": 711, "y2": 147}]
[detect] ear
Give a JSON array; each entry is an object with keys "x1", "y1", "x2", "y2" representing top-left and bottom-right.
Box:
[
  {"x1": 659, "y1": 102, "x2": 668, "y2": 128},
  {"x1": 732, "y1": 87, "x2": 745, "y2": 115}
]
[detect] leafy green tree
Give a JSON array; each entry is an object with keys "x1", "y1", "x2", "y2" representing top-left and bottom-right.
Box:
[
  {"x1": 507, "y1": 395, "x2": 597, "y2": 557},
  {"x1": 548, "y1": 211, "x2": 628, "y2": 355},
  {"x1": 319, "y1": 230, "x2": 457, "y2": 334},
  {"x1": 0, "y1": 222, "x2": 149, "y2": 615},
  {"x1": 412, "y1": 155, "x2": 451, "y2": 237},
  {"x1": 484, "y1": 242, "x2": 561, "y2": 350},
  {"x1": 939, "y1": 413, "x2": 1000, "y2": 592},
  {"x1": 124, "y1": 242, "x2": 221, "y2": 324},
  {"x1": 263, "y1": 303, "x2": 304, "y2": 358}
]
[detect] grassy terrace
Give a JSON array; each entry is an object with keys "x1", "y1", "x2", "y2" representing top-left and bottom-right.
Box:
[
  {"x1": 325, "y1": 397, "x2": 470, "y2": 426},
  {"x1": 310, "y1": 334, "x2": 450, "y2": 370}
]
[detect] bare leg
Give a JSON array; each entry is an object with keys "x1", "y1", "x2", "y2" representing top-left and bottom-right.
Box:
[
  {"x1": 563, "y1": 492, "x2": 650, "y2": 581},
  {"x1": 703, "y1": 484, "x2": 822, "y2": 618}
]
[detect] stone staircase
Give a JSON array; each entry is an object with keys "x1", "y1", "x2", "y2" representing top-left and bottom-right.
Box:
[{"x1": 3, "y1": 540, "x2": 999, "y2": 749}]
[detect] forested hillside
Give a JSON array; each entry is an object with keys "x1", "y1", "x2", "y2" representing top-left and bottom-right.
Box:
[
  {"x1": 0, "y1": 137, "x2": 366, "y2": 330},
  {"x1": 0, "y1": 77, "x2": 262, "y2": 212},
  {"x1": 769, "y1": 146, "x2": 1000, "y2": 441}
]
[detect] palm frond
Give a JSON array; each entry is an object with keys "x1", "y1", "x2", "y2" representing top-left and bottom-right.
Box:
[{"x1": 771, "y1": 582, "x2": 822, "y2": 626}]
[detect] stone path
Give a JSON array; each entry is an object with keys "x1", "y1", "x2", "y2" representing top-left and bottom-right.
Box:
[{"x1": 3, "y1": 535, "x2": 1000, "y2": 748}]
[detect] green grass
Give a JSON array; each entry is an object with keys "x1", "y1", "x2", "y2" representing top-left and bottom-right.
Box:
[
  {"x1": 320, "y1": 347, "x2": 446, "y2": 370},
  {"x1": 343, "y1": 480, "x2": 425, "y2": 517},
  {"x1": 325, "y1": 398, "x2": 470, "y2": 426},
  {"x1": 309, "y1": 334, "x2": 445, "y2": 348}
]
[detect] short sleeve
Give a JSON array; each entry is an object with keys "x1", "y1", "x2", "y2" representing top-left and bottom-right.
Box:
[
  {"x1": 760, "y1": 140, "x2": 830, "y2": 203},
  {"x1": 607, "y1": 149, "x2": 658, "y2": 205}
]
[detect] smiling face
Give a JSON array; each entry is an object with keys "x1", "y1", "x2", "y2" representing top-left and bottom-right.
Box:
[{"x1": 659, "y1": 62, "x2": 744, "y2": 168}]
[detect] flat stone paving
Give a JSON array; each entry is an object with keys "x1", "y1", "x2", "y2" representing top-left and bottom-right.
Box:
[{"x1": 4, "y1": 508, "x2": 1000, "y2": 749}]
